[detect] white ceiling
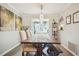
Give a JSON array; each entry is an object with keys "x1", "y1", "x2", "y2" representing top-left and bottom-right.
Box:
[{"x1": 9, "y1": 3, "x2": 71, "y2": 15}]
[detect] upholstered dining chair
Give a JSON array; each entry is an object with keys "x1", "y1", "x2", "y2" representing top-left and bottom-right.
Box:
[{"x1": 20, "y1": 30, "x2": 37, "y2": 56}]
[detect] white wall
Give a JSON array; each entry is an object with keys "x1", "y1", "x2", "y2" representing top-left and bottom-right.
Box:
[
  {"x1": 0, "y1": 31, "x2": 20, "y2": 55},
  {"x1": 22, "y1": 14, "x2": 61, "y2": 39},
  {"x1": 0, "y1": 4, "x2": 21, "y2": 55},
  {"x1": 59, "y1": 3, "x2": 79, "y2": 55}
]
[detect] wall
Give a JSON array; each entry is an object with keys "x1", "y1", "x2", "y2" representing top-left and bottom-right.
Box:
[
  {"x1": 0, "y1": 31, "x2": 20, "y2": 55},
  {"x1": 59, "y1": 3, "x2": 79, "y2": 55},
  {"x1": 22, "y1": 14, "x2": 61, "y2": 39},
  {"x1": 0, "y1": 3, "x2": 21, "y2": 55}
]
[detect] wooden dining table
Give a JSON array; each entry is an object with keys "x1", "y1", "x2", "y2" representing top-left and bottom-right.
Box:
[{"x1": 21, "y1": 38, "x2": 61, "y2": 56}]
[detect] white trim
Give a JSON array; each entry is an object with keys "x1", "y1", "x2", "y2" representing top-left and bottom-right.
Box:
[
  {"x1": 0, "y1": 43, "x2": 20, "y2": 56},
  {"x1": 7, "y1": 3, "x2": 20, "y2": 16},
  {"x1": 61, "y1": 44, "x2": 77, "y2": 56},
  {"x1": 0, "y1": 3, "x2": 20, "y2": 16}
]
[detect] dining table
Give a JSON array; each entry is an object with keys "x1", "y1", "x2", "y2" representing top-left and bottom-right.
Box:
[{"x1": 21, "y1": 38, "x2": 61, "y2": 56}]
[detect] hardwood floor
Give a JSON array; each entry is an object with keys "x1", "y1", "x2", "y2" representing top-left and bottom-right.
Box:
[
  {"x1": 54, "y1": 44, "x2": 74, "y2": 56},
  {"x1": 4, "y1": 44, "x2": 74, "y2": 56}
]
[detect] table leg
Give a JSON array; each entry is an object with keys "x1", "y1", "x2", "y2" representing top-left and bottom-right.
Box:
[
  {"x1": 22, "y1": 52, "x2": 24, "y2": 56},
  {"x1": 36, "y1": 44, "x2": 42, "y2": 56}
]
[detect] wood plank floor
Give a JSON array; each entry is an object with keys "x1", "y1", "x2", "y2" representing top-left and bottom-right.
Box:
[
  {"x1": 4, "y1": 44, "x2": 74, "y2": 56},
  {"x1": 54, "y1": 44, "x2": 74, "y2": 56}
]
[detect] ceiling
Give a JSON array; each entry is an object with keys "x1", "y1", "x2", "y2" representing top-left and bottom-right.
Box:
[{"x1": 9, "y1": 3, "x2": 71, "y2": 15}]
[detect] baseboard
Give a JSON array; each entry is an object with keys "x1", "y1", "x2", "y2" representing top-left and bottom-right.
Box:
[
  {"x1": 61, "y1": 44, "x2": 77, "y2": 56},
  {"x1": 0, "y1": 43, "x2": 20, "y2": 56}
]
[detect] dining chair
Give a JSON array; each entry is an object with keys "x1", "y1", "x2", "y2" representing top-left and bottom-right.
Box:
[{"x1": 20, "y1": 30, "x2": 37, "y2": 56}]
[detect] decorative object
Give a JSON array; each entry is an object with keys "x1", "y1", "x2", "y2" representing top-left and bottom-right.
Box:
[
  {"x1": 52, "y1": 19, "x2": 58, "y2": 40},
  {"x1": 22, "y1": 25, "x2": 29, "y2": 31},
  {"x1": 66, "y1": 15, "x2": 71, "y2": 24},
  {"x1": 0, "y1": 5, "x2": 14, "y2": 31},
  {"x1": 73, "y1": 11, "x2": 79, "y2": 23}
]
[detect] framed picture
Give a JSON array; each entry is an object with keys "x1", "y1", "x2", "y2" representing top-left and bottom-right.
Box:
[
  {"x1": 73, "y1": 11, "x2": 79, "y2": 23},
  {"x1": 0, "y1": 6, "x2": 14, "y2": 31},
  {"x1": 66, "y1": 15, "x2": 71, "y2": 24},
  {"x1": 15, "y1": 15, "x2": 22, "y2": 31},
  {"x1": 0, "y1": 6, "x2": 1, "y2": 31}
]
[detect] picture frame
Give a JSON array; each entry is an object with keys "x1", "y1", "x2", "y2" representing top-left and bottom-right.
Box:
[
  {"x1": 66, "y1": 15, "x2": 71, "y2": 24},
  {"x1": 73, "y1": 11, "x2": 79, "y2": 23},
  {"x1": 15, "y1": 15, "x2": 22, "y2": 31},
  {"x1": 0, "y1": 6, "x2": 14, "y2": 31},
  {"x1": 0, "y1": 6, "x2": 1, "y2": 30}
]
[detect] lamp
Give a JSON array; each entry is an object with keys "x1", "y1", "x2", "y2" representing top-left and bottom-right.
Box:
[
  {"x1": 59, "y1": 24, "x2": 64, "y2": 30},
  {"x1": 59, "y1": 16, "x2": 64, "y2": 31}
]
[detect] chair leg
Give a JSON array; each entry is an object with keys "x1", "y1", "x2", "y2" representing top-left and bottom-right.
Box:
[
  {"x1": 26, "y1": 52, "x2": 29, "y2": 56},
  {"x1": 22, "y1": 52, "x2": 24, "y2": 56}
]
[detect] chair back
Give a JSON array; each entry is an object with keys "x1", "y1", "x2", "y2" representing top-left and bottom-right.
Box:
[
  {"x1": 20, "y1": 30, "x2": 27, "y2": 41},
  {"x1": 27, "y1": 29, "x2": 31, "y2": 38}
]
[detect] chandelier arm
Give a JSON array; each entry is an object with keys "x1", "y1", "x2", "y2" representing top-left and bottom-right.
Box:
[{"x1": 40, "y1": 4, "x2": 44, "y2": 22}]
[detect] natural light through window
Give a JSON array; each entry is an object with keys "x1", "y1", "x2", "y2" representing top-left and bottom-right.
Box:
[{"x1": 33, "y1": 19, "x2": 49, "y2": 34}]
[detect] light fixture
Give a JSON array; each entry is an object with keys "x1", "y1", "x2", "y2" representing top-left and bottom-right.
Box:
[
  {"x1": 59, "y1": 16, "x2": 64, "y2": 31},
  {"x1": 40, "y1": 4, "x2": 44, "y2": 21},
  {"x1": 59, "y1": 24, "x2": 64, "y2": 31}
]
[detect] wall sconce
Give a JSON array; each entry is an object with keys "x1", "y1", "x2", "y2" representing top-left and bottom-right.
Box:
[
  {"x1": 59, "y1": 24, "x2": 64, "y2": 31},
  {"x1": 60, "y1": 26, "x2": 63, "y2": 30},
  {"x1": 59, "y1": 16, "x2": 64, "y2": 31}
]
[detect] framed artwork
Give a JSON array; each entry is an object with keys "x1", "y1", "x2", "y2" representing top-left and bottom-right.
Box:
[
  {"x1": 66, "y1": 15, "x2": 71, "y2": 24},
  {"x1": 0, "y1": 6, "x2": 1, "y2": 31},
  {"x1": 73, "y1": 11, "x2": 79, "y2": 23},
  {"x1": 15, "y1": 15, "x2": 18, "y2": 30},
  {"x1": 0, "y1": 6, "x2": 14, "y2": 31},
  {"x1": 15, "y1": 15, "x2": 22, "y2": 31}
]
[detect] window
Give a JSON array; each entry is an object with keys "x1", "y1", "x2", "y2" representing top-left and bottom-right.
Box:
[{"x1": 33, "y1": 19, "x2": 49, "y2": 34}]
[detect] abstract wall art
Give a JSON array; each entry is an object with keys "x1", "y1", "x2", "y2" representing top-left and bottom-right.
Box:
[{"x1": 0, "y1": 5, "x2": 15, "y2": 31}]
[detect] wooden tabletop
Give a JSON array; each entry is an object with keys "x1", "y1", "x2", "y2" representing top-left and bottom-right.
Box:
[{"x1": 21, "y1": 38, "x2": 60, "y2": 44}]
